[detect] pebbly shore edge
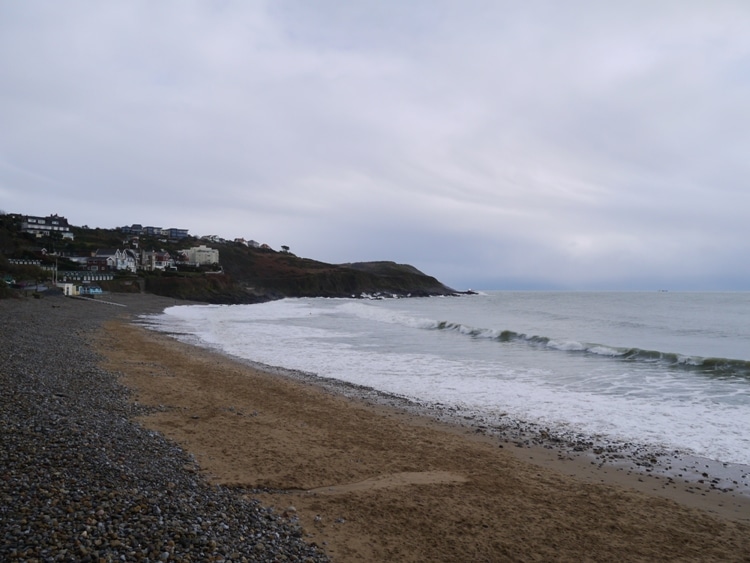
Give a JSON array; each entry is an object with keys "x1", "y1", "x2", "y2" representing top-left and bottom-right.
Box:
[{"x1": 0, "y1": 293, "x2": 329, "y2": 562}]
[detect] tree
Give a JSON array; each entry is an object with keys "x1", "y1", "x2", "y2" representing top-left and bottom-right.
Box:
[{"x1": 281, "y1": 245, "x2": 290, "y2": 253}]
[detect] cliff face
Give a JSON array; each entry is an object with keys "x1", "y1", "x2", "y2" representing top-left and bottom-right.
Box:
[{"x1": 143, "y1": 274, "x2": 270, "y2": 304}]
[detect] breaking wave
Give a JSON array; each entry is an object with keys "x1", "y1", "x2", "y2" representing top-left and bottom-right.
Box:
[{"x1": 431, "y1": 320, "x2": 750, "y2": 378}]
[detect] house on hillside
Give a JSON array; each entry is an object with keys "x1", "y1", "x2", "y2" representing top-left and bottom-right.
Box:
[
  {"x1": 94, "y1": 249, "x2": 118, "y2": 270},
  {"x1": 121, "y1": 224, "x2": 143, "y2": 236},
  {"x1": 181, "y1": 245, "x2": 219, "y2": 266},
  {"x1": 94, "y1": 249, "x2": 137, "y2": 273},
  {"x1": 122, "y1": 224, "x2": 187, "y2": 240},
  {"x1": 122, "y1": 248, "x2": 138, "y2": 271},
  {"x1": 165, "y1": 228, "x2": 189, "y2": 241},
  {"x1": 86, "y1": 255, "x2": 110, "y2": 272},
  {"x1": 234, "y1": 238, "x2": 260, "y2": 248},
  {"x1": 141, "y1": 249, "x2": 174, "y2": 271},
  {"x1": 20, "y1": 214, "x2": 73, "y2": 239},
  {"x1": 122, "y1": 224, "x2": 167, "y2": 237}
]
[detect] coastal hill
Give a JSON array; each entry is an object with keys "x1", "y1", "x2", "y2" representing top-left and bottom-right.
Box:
[
  {"x1": 0, "y1": 213, "x2": 458, "y2": 303},
  {"x1": 147, "y1": 242, "x2": 457, "y2": 303}
]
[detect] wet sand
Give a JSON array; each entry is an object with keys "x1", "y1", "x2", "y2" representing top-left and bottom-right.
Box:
[{"x1": 94, "y1": 301, "x2": 750, "y2": 562}]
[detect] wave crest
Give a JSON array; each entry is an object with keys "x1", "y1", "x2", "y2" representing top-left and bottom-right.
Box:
[{"x1": 430, "y1": 319, "x2": 750, "y2": 378}]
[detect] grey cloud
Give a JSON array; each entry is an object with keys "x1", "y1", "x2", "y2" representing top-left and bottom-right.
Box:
[{"x1": 2, "y1": 1, "x2": 750, "y2": 289}]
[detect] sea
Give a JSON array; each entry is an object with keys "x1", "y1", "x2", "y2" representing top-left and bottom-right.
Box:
[{"x1": 141, "y1": 291, "x2": 750, "y2": 490}]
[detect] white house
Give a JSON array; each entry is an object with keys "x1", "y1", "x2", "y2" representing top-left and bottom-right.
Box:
[
  {"x1": 182, "y1": 245, "x2": 219, "y2": 266},
  {"x1": 94, "y1": 249, "x2": 138, "y2": 273}
]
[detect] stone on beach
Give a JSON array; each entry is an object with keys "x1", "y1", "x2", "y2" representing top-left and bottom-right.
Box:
[{"x1": 0, "y1": 294, "x2": 328, "y2": 562}]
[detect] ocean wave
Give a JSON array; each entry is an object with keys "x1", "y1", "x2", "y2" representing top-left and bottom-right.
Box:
[{"x1": 430, "y1": 319, "x2": 750, "y2": 378}]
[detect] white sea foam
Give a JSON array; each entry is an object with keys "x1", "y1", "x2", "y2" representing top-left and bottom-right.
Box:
[{"x1": 142, "y1": 292, "x2": 750, "y2": 468}]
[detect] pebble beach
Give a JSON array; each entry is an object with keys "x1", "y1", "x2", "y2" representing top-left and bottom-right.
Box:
[{"x1": 0, "y1": 293, "x2": 328, "y2": 562}]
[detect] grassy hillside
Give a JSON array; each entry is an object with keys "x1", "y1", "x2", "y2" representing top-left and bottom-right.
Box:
[{"x1": 0, "y1": 214, "x2": 458, "y2": 303}]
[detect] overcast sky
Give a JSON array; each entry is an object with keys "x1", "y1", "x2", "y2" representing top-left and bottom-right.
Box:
[{"x1": 2, "y1": 1, "x2": 749, "y2": 290}]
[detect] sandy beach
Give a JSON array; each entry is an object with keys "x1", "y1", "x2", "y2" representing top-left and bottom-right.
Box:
[
  {"x1": 88, "y1": 294, "x2": 750, "y2": 562},
  {"x1": 2, "y1": 292, "x2": 749, "y2": 561}
]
